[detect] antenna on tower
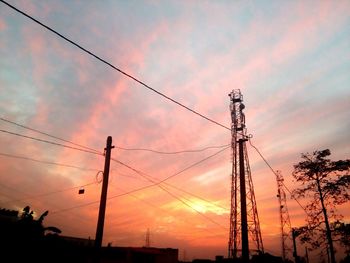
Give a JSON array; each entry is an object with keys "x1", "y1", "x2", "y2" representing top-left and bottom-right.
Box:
[
  {"x1": 228, "y1": 90, "x2": 264, "y2": 262},
  {"x1": 145, "y1": 228, "x2": 150, "y2": 248},
  {"x1": 276, "y1": 170, "x2": 293, "y2": 262}
]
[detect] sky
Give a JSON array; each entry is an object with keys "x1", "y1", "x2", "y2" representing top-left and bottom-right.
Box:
[{"x1": 0, "y1": 0, "x2": 349, "y2": 261}]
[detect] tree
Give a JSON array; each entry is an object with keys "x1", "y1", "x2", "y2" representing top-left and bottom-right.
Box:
[
  {"x1": 292, "y1": 149, "x2": 350, "y2": 263},
  {"x1": 333, "y1": 221, "x2": 350, "y2": 255}
]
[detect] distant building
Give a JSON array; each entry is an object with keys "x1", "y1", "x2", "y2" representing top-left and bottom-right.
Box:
[
  {"x1": 100, "y1": 246, "x2": 178, "y2": 263},
  {"x1": 0, "y1": 208, "x2": 19, "y2": 223},
  {"x1": 60, "y1": 235, "x2": 95, "y2": 247},
  {"x1": 57, "y1": 235, "x2": 178, "y2": 263},
  {"x1": 1, "y1": 209, "x2": 178, "y2": 263}
]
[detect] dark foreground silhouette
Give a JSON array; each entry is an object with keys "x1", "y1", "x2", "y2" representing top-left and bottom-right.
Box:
[{"x1": 0, "y1": 206, "x2": 316, "y2": 263}]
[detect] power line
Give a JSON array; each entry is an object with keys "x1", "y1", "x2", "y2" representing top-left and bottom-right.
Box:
[
  {"x1": 1, "y1": 117, "x2": 228, "y2": 157},
  {"x1": 248, "y1": 138, "x2": 308, "y2": 215},
  {"x1": 2, "y1": 136, "x2": 228, "y2": 211},
  {"x1": 0, "y1": 152, "x2": 99, "y2": 171},
  {"x1": 2, "y1": 181, "x2": 96, "y2": 205},
  {"x1": 113, "y1": 163, "x2": 228, "y2": 229},
  {"x1": 0, "y1": 0, "x2": 231, "y2": 131},
  {"x1": 112, "y1": 158, "x2": 228, "y2": 229},
  {"x1": 110, "y1": 155, "x2": 229, "y2": 227},
  {"x1": 164, "y1": 182, "x2": 229, "y2": 212},
  {"x1": 0, "y1": 129, "x2": 103, "y2": 156},
  {"x1": 112, "y1": 157, "x2": 229, "y2": 211},
  {"x1": 0, "y1": 117, "x2": 101, "y2": 154},
  {"x1": 112, "y1": 146, "x2": 229, "y2": 185},
  {"x1": 51, "y1": 186, "x2": 150, "y2": 214},
  {"x1": 115, "y1": 144, "x2": 230, "y2": 155},
  {"x1": 51, "y1": 146, "x2": 230, "y2": 214},
  {"x1": 111, "y1": 186, "x2": 222, "y2": 235},
  {"x1": 157, "y1": 184, "x2": 227, "y2": 230}
]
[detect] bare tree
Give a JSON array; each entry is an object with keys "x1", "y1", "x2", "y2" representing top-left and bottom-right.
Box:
[{"x1": 292, "y1": 149, "x2": 350, "y2": 263}]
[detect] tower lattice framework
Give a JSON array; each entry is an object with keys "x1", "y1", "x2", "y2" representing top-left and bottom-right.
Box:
[
  {"x1": 276, "y1": 170, "x2": 293, "y2": 261},
  {"x1": 228, "y1": 90, "x2": 264, "y2": 260}
]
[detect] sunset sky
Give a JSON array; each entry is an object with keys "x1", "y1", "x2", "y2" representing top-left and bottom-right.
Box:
[{"x1": 0, "y1": 0, "x2": 349, "y2": 261}]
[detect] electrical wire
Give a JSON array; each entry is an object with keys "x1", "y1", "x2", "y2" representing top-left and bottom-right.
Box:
[
  {"x1": 2, "y1": 182, "x2": 96, "y2": 205},
  {"x1": 110, "y1": 186, "x2": 204, "y2": 232},
  {"x1": 51, "y1": 146, "x2": 230, "y2": 214},
  {"x1": 248, "y1": 138, "x2": 308, "y2": 215},
  {"x1": 113, "y1": 168, "x2": 228, "y2": 230},
  {"x1": 0, "y1": 0, "x2": 230, "y2": 131},
  {"x1": 0, "y1": 152, "x2": 227, "y2": 213},
  {"x1": 164, "y1": 183, "x2": 229, "y2": 212},
  {"x1": 112, "y1": 158, "x2": 229, "y2": 211},
  {"x1": 115, "y1": 144, "x2": 230, "y2": 154},
  {"x1": 0, "y1": 129, "x2": 103, "y2": 156},
  {"x1": 0, "y1": 148, "x2": 227, "y2": 210},
  {"x1": 0, "y1": 117, "x2": 101, "y2": 154},
  {"x1": 110, "y1": 150, "x2": 230, "y2": 226},
  {"x1": 0, "y1": 152, "x2": 99, "y2": 171},
  {"x1": 157, "y1": 184, "x2": 228, "y2": 230},
  {"x1": 1, "y1": 117, "x2": 228, "y2": 158},
  {"x1": 112, "y1": 146, "x2": 230, "y2": 184}
]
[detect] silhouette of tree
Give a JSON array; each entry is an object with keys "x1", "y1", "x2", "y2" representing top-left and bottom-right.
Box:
[
  {"x1": 333, "y1": 221, "x2": 350, "y2": 256},
  {"x1": 292, "y1": 149, "x2": 350, "y2": 263},
  {"x1": 21, "y1": 205, "x2": 34, "y2": 220}
]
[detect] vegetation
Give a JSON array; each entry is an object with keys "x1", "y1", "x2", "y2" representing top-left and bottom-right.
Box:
[
  {"x1": 292, "y1": 149, "x2": 350, "y2": 263},
  {"x1": 0, "y1": 206, "x2": 64, "y2": 262}
]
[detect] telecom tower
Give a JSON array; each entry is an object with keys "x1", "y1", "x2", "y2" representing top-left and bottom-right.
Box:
[
  {"x1": 228, "y1": 90, "x2": 264, "y2": 261},
  {"x1": 145, "y1": 228, "x2": 150, "y2": 247},
  {"x1": 275, "y1": 170, "x2": 293, "y2": 261}
]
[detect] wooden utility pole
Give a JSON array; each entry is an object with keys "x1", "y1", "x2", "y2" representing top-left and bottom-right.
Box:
[{"x1": 95, "y1": 136, "x2": 114, "y2": 249}]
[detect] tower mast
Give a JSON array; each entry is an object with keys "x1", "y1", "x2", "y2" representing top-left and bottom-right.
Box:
[
  {"x1": 228, "y1": 90, "x2": 264, "y2": 261},
  {"x1": 276, "y1": 170, "x2": 293, "y2": 261}
]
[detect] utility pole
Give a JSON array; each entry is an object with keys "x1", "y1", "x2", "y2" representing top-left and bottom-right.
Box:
[{"x1": 95, "y1": 136, "x2": 114, "y2": 249}]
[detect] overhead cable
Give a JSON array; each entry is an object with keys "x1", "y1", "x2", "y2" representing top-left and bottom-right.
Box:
[
  {"x1": 157, "y1": 184, "x2": 228, "y2": 230},
  {"x1": 112, "y1": 146, "x2": 230, "y2": 184},
  {"x1": 115, "y1": 144, "x2": 230, "y2": 154},
  {"x1": 111, "y1": 186, "x2": 223, "y2": 235},
  {"x1": 113, "y1": 158, "x2": 229, "y2": 227},
  {"x1": 248, "y1": 138, "x2": 308, "y2": 215},
  {"x1": 113, "y1": 157, "x2": 229, "y2": 211},
  {"x1": 0, "y1": 152, "x2": 99, "y2": 171},
  {"x1": 0, "y1": 129, "x2": 103, "y2": 156},
  {"x1": 2, "y1": 182, "x2": 96, "y2": 205},
  {"x1": 0, "y1": 0, "x2": 230, "y2": 131},
  {"x1": 112, "y1": 164, "x2": 228, "y2": 229},
  {"x1": 0, "y1": 117, "x2": 101, "y2": 154},
  {"x1": 2, "y1": 117, "x2": 229, "y2": 157},
  {"x1": 51, "y1": 146, "x2": 229, "y2": 214}
]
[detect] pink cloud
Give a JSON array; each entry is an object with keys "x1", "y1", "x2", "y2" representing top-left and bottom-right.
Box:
[{"x1": 0, "y1": 18, "x2": 6, "y2": 31}]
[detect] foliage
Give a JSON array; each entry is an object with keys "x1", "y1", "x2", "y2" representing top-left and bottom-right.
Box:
[
  {"x1": 333, "y1": 221, "x2": 350, "y2": 254},
  {"x1": 292, "y1": 149, "x2": 350, "y2": 262}
]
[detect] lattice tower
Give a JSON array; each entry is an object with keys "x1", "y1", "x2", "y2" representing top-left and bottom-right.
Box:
[
  {"x1": 228, "y1": 89, "x2": 264, "y2": 260},
  {"x1": 145, "y1": 228, "x2": 150, "y2": 247},
  {"x1": 276, "y1": 170, "x2": 293, "y2": 261}
]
